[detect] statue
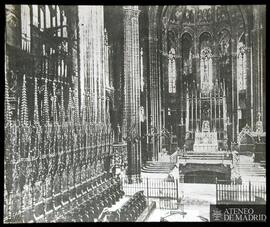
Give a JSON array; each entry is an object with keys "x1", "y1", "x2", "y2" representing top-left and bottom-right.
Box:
[
  {"x1": 189, "y1": 9, "x2": 194, "y2": 23},
  {"x1": 116, "y1": 124, "x2": 122, "y2": 143},
  {"x1": 202, "y1": 9, "x2": 208, "y2": 22},
  {"x1": 183, "y1": 10, "x2": 190, "y2": 23},
  {"x1": 197, "y1": 9, "x2": 203, "y2": 23},
  {"x1": 202, "y1": 120, "x2": 210, "y2": 132},
  {"x1": 256, "y1": 113, "x2": 263, "y2": 132}
]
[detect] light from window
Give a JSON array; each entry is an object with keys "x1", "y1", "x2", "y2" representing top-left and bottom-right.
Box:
[
  {"x1": 104, "y1": 29, "x2": 109, "y2": 88},
  {"x1": 62, "y1": 12, "x2": 67, "y2": 38},
  {"x1": 57, "y1": 6, "x2": 61, "y2": 36},
  {"x1": 45, "y1": 6, "x2": 51, "y2": 28},
  {"x1": 168, "y1": 48, "x2": 176, "y2": 93},
  {"x1": 40, "y1": 7, "x2": 44, "y2": 31},
  {"x1": 21, "y1": 5, "x2": 31, "y2": 52},
  {"x1": 32, "y1": 5, "x2": 38, "y2": 27},
  {"x1": 140, "y1": 48, "x2": 144, "y2": 92},
  {"x1": 183, "y1": 50, "x2": 192, "y2": 75},
  {"x1": 237, "y1": 42, "x2": 247, "y2": 90},
  {"x1": 200, "y1": 47, "x2": 213, "y2": 93}
]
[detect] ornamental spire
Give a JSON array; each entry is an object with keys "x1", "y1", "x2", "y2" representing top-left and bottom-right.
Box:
[
  {"x1": 43, "y1": 78, "x2": 49, "y2": 125},
  {"x1": 33, "y1": 78, "x2": 39, "y2": 125},
  {"x1": 5, "y1": 74, "x2": 11, "y2": 124},
  {"x1": 67, "y1": 87, "x2": 73, "y2": 122},
  {"x1": 51, "y1": 81, "x2": 58, "y2": 124},
  {"x1": 74, "y1": 89, "x2": 79, "y2": 123},
  {"x1": 20, "y1": 75, "x2": 28, "y2": 125},
  {"x1": 60, "y1": 85, "x2": 65, "y2": 123}
]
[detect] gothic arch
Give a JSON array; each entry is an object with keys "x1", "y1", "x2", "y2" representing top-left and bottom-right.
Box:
[
  {"x1": 180, "y1": 28, "x2": 194, "y2": 40},
  {"x1": 199, "y1": 32, "x2": 212, "y2": 52},
  {"x1": 146, "y1": 5, "x2": 256, "y2": 155}
]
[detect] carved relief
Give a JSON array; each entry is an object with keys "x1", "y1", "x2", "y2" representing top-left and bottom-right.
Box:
[
  {"x1": 218, "y1": 29, "x2": 231, "y2": 58},
  {"x1": 6, "y1": 5, "x2": 19, "y2": 28},
  {"x1": 167, "y1": 30, "x2": 176, "y2": 49},
  {"x1": 216, "y1": 6, "x2": 229, "y2": 22},
  {"x1": 198, "y1": 8, "x2": 212, "y2": 23},
  {"x1": 182, "y1": 8, "x2": 195, "y2": 24}
]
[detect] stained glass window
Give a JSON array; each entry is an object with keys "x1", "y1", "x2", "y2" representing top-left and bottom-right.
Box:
[
  {"x1": 200, "y1": 47, "x2": 213, "y2": 93},
  {"x1": 62, "y1": 10, "x2": 67, "y2": 38},
  {"x1": 40, "y1": 7, "x2": 44, "y2": 31},
  {"x1": 168, "y1": 48, "x2": 176, "y2": 93},
  {"x1": 183, "y1": 50, "x2": 192, "y2": 75},
  {"x1": 32, "y1": 5, "x2": 38, "y2": 27},
  {"x1": 104, "y1": 28, "x2": 109, "y2": 88},
  {"x1": 237, "y1": 42, "x2": 247, "y2": 90},
  {"x1": 45, "y1": 6, "x2": 51, "y2": 28},
  {"x1": 140, "y1": 48, "x2": 144, "y2": 92},
  {"x1": 21, "y1": 5, "x2": 31, "y2": 52},
  {"x1": 57, "y1": 6, "x2": 61, "y2": 36}
]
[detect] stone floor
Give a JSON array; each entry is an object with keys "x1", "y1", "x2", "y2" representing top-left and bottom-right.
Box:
[{"x1": 142, "y1": 153, "x2": 266, "y2": 222}]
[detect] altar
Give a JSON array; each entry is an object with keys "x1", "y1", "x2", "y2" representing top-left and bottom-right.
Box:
[
  {"x1": 193, "y1": 121, "x2": 218, "y2": 153},
  {"x1": 178, "y1": 120, "x2": 233, "y2": 183}
]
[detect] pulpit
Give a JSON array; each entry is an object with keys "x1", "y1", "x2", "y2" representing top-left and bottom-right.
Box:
[{"x1": 193, "y1": 121, "x2": 218, "y2": 152}]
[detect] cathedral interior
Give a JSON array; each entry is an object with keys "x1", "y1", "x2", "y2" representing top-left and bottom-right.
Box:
[{"x1": 4, "y1": 5, "x2": 266, "y2": 222}]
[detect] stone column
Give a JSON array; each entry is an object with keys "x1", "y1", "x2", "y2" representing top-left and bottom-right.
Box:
[
  {"x1": 251, "y1": 6, "x2": 265, "y2": 131},
  {"x1": 78, "y1": 6, "x2": 105, "y2": 124},
  {"x1": 231, "y1": 37, "x2": 238, "y2": 142},
  {"x1": 148, "y1": 7, "x2": 161, "y2": 161},
  {"x1": 123, "y1": 6, "x2": 141, "y2": 181},
  {"x1": 245, "y1": 46, "x2": 252, "y2": 128}
]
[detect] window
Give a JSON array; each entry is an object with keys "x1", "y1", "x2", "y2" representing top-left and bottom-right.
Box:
[
  {"x1": 21, "y1": 5, "x2": 31, "y2": 52},
  {"x1": 104, "y1": 29, "x2": 109, "y2": 88},
  {"x1": 45, "y1": 6, "x2": 51, "y2": 28},
  {"x1": 52, "y1": 6, "x2": 56, "y2": 27},
  {"x1": 237, "y1": 42, "x2": 247, "y2": 90},
  {"x1": 62, "y1": 11, "x2": 67, "y2": 38},
  {"x1": 200, "y1": 47, "x2": 213, "y2": 93},
  {"x1": 40, "y1": 7, "x2": 45, "y2": 31},
  {"x1": 168, "y1": 48, "x2": 176, "y2": 93},
  {"x1": 140, "y1": 48, "x2": 144, "y2": 92},
  {"x1": 32, "y1": 5, "x2": 39, "y2": 27},
  {"x1": 183, "y1": 50, "x2": 192, "y2": 75},
  {"x1": 56, "y1": 6, "x2": 61, "y2": 36}
]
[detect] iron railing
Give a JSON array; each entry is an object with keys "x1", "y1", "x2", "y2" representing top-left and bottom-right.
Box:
[
  {"x1": 216, "y1": 180, "x2": 266, "y2": 204},
  {"x1": 121, "y1": 177, "x2": 183, "y2": 210}
]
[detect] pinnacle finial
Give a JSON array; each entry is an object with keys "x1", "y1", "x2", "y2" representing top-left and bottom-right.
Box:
[
  {"x1": 5, "y1": 74, "x2": 11, "y2": 124},
  {"x1": 43, "y1": 78, "x2": 49, "y2": 125},
  {"x1": 20, "y1": 74, "x2": 28, "y2": 125},
  {"x1": 60, "y1": 85, "x2": 65, "y2": 123},
  {"x1": 67, "y1": 87, "x2": 73, "y2": 122},
  {"x1": 51, "y1": 81, "x2": 58, "y2": 124},
  {"x1": 33, "y1": 78, "x2": 39, "y2": 125}
]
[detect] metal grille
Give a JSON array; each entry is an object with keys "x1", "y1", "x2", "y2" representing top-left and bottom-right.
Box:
[
  {"x1": 121, "y1": 177, "x2": 183, "y2": 210},
  {"x1": 216, "y1": 180, "x2": 266, "y2": 204}
]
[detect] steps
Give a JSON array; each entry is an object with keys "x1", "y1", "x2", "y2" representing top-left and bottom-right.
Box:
[
  {"x1": 236, "y1": 155, "x2": 266, "y2": 182},
  {"x1": 141, "y1": 162, "x2": 175, "y2": 174}
]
